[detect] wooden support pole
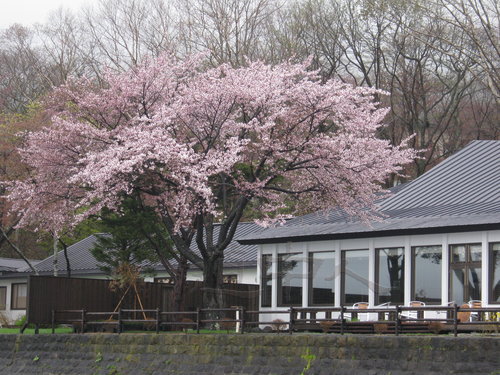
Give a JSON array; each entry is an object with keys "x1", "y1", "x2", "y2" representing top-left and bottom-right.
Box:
[
  {"x1": 196, "y1": 308, "x2": 201, "y2": 334},
  {"x1": 453, "y1": 304, "x2": 458, "y2": 337},
  {"x1": 156, "y1": 307, "x2": 160, "y2": 334},
  {"x1": 340, "y1": 306, "x2": 345, "y2": 335},
  {"x1": 240, "y1": 307, "x2": 245, "y2": 334},
  {"x1": 395, "y1": 305, "x2": 401, "y2": 336}
]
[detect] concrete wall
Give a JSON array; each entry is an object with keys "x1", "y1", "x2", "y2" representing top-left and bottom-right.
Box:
[{"x1": 0, "y1": 333, "x2": 499, "y2": 375}]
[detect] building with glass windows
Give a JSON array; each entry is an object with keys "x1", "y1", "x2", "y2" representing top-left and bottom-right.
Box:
[{"x1": 239, "y1": 140, "x2": 500, "y2": 315}]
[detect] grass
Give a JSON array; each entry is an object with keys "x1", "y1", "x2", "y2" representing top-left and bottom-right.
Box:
[{"x1": 0, "y1": 327, "x2": 73, "y2": 334}]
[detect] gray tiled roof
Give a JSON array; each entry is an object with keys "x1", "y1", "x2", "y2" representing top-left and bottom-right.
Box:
[
  {"x1": 12, "y1": 223, "x2": 261, "y2": 277},
  {"x1": 0, "y1": 257, "x2": 40, "y2": 272},
  {"x1": 239, "y1": 140, "x2": 500, "y2": 244}
]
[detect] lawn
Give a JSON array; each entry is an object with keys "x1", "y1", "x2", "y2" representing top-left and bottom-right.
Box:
[{"x1": 0, "y1": 327, "x2": 73, "y2": 334}]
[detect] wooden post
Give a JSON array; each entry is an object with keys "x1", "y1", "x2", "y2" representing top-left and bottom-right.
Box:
[
  {"x1": 196, "y1": 308, "x2": 200, "y2": 334},
  {"x1": 453, "y1": 304, "x2": 458, "y2": 337},
  {"x1": 395, "y1": 305, "x2": 401, "y2": 336},
  {"x1": 81, "y1": 310, "x2": 86, "y2": 334},
  {"x1": 289, "y1": 307, "x2": 294, "y2": 334},
  {"x1": 240, "y1": 307, "x2": 245, "y2": 334},
  {"x1": 340, "y1": 306, "x2": 345, "y2": 335},
  {"x1": 156, "y1": 307, "x2": 160, "y2": 334},
  {"x1": 117, "y1": 309, "x2": 122, "y2": 334},
  {"x1": 51, "y1": 310, "x2": 55, "y2": 334}
]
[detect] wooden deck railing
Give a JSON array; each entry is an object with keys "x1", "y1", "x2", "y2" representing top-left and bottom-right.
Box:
[{"x1": 50, "y1": 304, "x2": 500, "y2": 336}]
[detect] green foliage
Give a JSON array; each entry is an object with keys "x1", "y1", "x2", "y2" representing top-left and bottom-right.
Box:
[
  {"x1": 0, "y1": 327, "x2": 72, "y2": 334},
  {"x1": 300, "y1": 348, "x2": 316, "y2": 375},
  {"x1": 90, "y1": 197, "x2": 171, "y2": 274},
  {"x1": 14, "y1": 315, "x2": 27, "y2": 327},
  {"x1": 95, "y1": 352, "x2": 103, "y2": 363}
]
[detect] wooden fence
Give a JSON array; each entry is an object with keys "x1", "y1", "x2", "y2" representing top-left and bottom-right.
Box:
[
  {"x1": 26, "y1": 276, "x2": 259, "y2": 326},
  {"x1": 50, "y1": 304, "x2": 500, "y2": 336}
]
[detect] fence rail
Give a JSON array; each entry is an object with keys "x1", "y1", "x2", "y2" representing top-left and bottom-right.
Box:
[{"x1": 50, "y1": 304, "x2": 500, "y2": 336}]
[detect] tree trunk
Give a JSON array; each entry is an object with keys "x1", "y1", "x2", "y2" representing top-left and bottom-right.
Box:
[
  {"x1": 53, "y1": 233, "x2": 58, "y2": 276},
  {"x1": 172, "y1": 255, "x2": 188, "y2": 312},
  {"x1": 202, "y1": 254, "x2": 224, "y2": 312}
]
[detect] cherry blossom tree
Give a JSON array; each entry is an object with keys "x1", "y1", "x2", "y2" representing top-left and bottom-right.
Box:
[{"x1": 6, "y1": 54, "x2": 416, "y2": 308}]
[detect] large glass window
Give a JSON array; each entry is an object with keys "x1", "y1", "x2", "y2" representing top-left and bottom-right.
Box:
[
  {"x1": 376, "y1": 248, "x2": 404, "y2": 305},
  {"x1": 278, "y1": 253, "x2": 303, "y2": 306},
  {"x1": 11, "y1": 283, "x2": 27, "y2": 310},
  {"x1": 489, "y1": 243, "x2": 500, "y2": 304},
  {"x1": 412, "y1": 246, "x2": 442, "y2": 304},
  {"x1": 261, "y1": 255, "x2": 272, "y2": 307},
  {"x1": 342, "y1": 250, "x2": 369, "y2": 304},
  {"x1": 450, "y1": 244, "x2": 481, "y2": 305},
  {"x1": 0, "y1": 287, "x2": 6, "y2": 310},
  {"x1": 309, "y1": 251, "x2": 335, "y2": 305}
]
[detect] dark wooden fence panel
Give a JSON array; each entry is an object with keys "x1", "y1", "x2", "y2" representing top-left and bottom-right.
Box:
[
  {"x1": 27, "y1": 276, "x2": 163, "y2": 325},
  {"x1": 163, "y1": 281, "x2": 259, "y2": 311},
  {"x1": 28, "y1": 276, "x2": 258, "y2": 325}
]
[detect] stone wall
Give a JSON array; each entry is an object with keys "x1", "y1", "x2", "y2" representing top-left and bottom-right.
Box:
[{"x1": 0, "y1": 333, "x2": 499, "y2": 375}]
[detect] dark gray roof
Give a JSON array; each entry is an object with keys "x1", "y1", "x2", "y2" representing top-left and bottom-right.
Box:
[
  {"x1": 0, "y1": 257, "x2": 40, "y2": 272},
  {"x1": 23, "y1": 234, "x2": 107, "y2": 274},
  {"x1": 239, "y1": 140, "x2": 500, "y2": 244},
  {"x1": 9, "y1": 223, "x2": 261, "y2": 277}
]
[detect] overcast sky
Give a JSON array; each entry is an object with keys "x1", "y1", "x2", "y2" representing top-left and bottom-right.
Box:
[{"x1": 0, "y1": 0, "x2": 98, "y2": 29}]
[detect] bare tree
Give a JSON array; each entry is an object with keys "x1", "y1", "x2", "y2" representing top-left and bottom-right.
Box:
[
  {"x1": 36, "y1": 9, "x2": 88, "y2": 86},
  {"x1": 435, "y1": 0, "x2": 500, "y2": 103},
  {"x1": 0, "y1": 25, "x2": 50, "y2": 113},
  {"x1": 177, "y1": 0, "x2": 281, "y2": 66},
  {"x1": 81, "y1": 0, "x2": 179, "y2": 72}
]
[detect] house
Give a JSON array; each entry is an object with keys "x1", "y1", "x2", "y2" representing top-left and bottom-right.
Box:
[
  {"x1": 238, "y1": 140, "x2": 500, "y2": 317},
  {"x1": 0, "y1": 258, "x2": 41, "y2": 324},
  {"x1": 0, "y1": 222, "x2": 260, "y2": 324}
]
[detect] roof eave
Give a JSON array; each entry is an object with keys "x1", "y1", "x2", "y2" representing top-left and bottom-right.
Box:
[{"x1": 238, "y1": 222, "x2": 500, "y2": 245}]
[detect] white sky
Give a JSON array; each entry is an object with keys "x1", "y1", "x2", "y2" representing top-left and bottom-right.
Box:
[{"x1": 0, "y1": 0, "x2": 98, "y2": 29}]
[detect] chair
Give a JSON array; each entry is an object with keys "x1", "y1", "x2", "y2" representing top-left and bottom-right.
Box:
[
  {"x1": 457, "y1": 304, "x2": 471, "y2": 323},
  {"x1": 468, "y1": 300, "x2": 482, "y2": 321},
  {"x1": 401, "y1": 301, "x2": 425, "y2": 321},
  {"x1": 436, "y1": 301, "x2": 455, "y2": 322},
  {"x1": 349, "y1": 302, "x2": 369, "y2": 322},
  {"x1": 375, "y1": 302, "x2": 392, "y2": 321}
]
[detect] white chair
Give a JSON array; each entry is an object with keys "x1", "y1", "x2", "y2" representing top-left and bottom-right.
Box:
[
  {"x1": 468, "y1": 300, "x2": 482, "y2": 321},
  {"x1": 375, "y1": 302, "x2": 392, "y2": 321},
  {"x1": 401, "y1": 301, "x2": 425, "y2": 321},
  {"x1": 353, "y1": 302, "x2": 370, "y2": 321},
  {"x1": 435, "y1": 301, "x2": 455, "y2": 321}
]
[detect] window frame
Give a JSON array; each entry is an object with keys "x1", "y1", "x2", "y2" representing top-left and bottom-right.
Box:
[
  {"x1": 277, "y1": 253, "x2": 303, "y2": 307},
  {"x1": 260, "y1": 254, "x2": 273, "y2": 308},
  {"x1": 0, "y1": 286, "x2": 6, "y2": 310},
  {"x1": 489, "y1": 242, "x2": 500, "y2": 304},
  {"x1": 411, "y1": 245, "x2": 442, "y2": 305},
  {"x1": 11, "y1": 283, "x2": 27, "y2": 310},
  {"x1": 308, "y1": 251, "x2": 335, "y2": 306},
  {"x1": 375, "y1": 247, "x2": 405, "y2": 305},
  {"x1": 340, "y1": 249, "x2": 370, "y2": 305},
  {"x1": 449, "y1": 243, "x2": 482, "y2": 305}
]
